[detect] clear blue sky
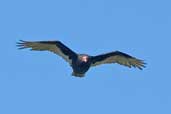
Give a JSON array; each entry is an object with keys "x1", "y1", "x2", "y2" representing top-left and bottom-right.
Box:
[{"x1": 0, "y1": 0, "x2": 171, "y2": 114}]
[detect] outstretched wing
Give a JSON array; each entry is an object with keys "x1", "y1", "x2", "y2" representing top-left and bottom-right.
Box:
[
  {"x1": 91, "y1": 51, "x2": 146, "y2": 70},
  {"x1": 17, "y1": 40, "x2": 77, "y2": 65}
]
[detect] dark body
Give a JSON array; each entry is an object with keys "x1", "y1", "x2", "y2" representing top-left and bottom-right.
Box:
[
  {"x1": 17, "y1": 40, "x2": 145, "y2": 77},
  {"x1": 71, "y1": 54, "x2": 92, "y2": 77}
]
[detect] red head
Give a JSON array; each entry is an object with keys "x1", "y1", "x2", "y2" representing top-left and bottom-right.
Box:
[{"x1": 79, "y1": 55, "x2": 89, "y2": 63}]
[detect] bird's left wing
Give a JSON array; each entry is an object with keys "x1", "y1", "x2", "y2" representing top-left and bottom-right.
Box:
[
  {"x1": 17, "y1": 40, "x2": 77, "y2": 65},
  {"x1": 91, "y1": 51, "x2": 146, "y2": 70}
]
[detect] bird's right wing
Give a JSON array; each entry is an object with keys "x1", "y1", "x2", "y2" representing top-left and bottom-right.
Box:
[{"x1": 17, "y1": 40, "x2": 77, "y2": 65}]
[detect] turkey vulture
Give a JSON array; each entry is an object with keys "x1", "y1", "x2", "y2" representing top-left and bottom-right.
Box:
[{"x1": 17, "y1": 40, "x2": 146, "y2": 77}]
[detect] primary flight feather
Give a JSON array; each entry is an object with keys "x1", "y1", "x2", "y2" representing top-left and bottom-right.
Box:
[{"x1": 17, "y1": 40, "x2": 146, "y2": 77}]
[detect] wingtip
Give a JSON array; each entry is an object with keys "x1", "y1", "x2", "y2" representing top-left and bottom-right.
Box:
[
  {"x1": 16, "y1": 40, "x2": 24, "y2": 44},
  {"x1": 136, "y1": 59, "x2": 146, "y2": 70},
  {"x1": 16, "y1": 40, "x2": 27, "y2": 49},
  {"x1": 138, "y1": 62, "x2": 146, "y2": 70}
]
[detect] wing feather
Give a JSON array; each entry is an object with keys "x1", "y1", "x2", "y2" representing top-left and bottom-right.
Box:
[
  {"x1": 16, "y1": 40, "x2": 77, "y2": 65},
  {"x1": 91, "y1": 51, "x2": 146, "y2": 70}
]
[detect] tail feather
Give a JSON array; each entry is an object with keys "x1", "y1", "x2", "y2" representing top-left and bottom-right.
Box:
[{"x1": 72, "y1": 72, "x2": 85, "y2": 77}]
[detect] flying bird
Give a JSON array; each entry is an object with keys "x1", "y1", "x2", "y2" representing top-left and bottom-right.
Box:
[{"x1": 17, "y1": 40, "x2": 146, "y2": 77}]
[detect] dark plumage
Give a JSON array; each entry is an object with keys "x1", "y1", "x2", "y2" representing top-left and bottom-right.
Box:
[{"x1": 17, "y1": 40, "x2": 146, "y2": 77}]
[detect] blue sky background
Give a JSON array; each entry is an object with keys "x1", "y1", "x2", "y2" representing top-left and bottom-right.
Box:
[{"x1": 0, "y1": 0, "x2": 171, "y2": 114}]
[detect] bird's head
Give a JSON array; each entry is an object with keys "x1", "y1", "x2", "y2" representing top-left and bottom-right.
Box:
[{"x1": 79, "y1": 54, "x2": 89, "y2": 63}]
